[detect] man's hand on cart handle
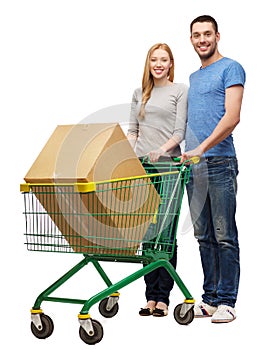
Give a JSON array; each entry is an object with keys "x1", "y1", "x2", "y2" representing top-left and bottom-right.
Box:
[
  {"x1": 180, "y1": 146, "x2": 203, "y2": 164},
  {"x1": 173, "y1": 155, "x2": 200, "y2": 165}
]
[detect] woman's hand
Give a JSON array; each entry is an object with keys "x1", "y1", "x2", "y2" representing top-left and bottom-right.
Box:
[{"x1": 147, "y1": 147, "x2": 166, "y2": 162}]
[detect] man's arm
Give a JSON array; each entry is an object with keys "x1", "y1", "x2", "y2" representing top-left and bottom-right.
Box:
[{"x1": 181, "y1": 85, "x2": 244, "y2": 161}]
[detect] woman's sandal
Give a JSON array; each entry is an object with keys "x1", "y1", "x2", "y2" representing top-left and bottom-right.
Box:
[
  {"x1": 152, "y1": 307, "x2": 168, "y2": 317},
  {"x1": 139, "y1": 307, "x2": 154, "y2": 316}
]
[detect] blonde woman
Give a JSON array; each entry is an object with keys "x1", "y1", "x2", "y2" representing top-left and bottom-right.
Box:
[{"x1": 127, "y1": 43, "x2": 188, "y2": 316}]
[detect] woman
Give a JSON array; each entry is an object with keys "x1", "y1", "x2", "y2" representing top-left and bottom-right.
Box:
[{"x1": 127, "y1": 43, "x2": 188, "y2": 316}]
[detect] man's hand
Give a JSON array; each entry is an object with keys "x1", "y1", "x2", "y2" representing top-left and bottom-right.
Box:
[{"x1": 180, "y1": 145, "x2": 204, "y2": 163}]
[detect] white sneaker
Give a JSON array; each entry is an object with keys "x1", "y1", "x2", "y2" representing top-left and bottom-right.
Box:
[
  {"x1": 211, "y1": 305, "x2": 236, "y2": 323},
  {"x1": 194, "y1": 301, "x2": 217, "y2": 317}
]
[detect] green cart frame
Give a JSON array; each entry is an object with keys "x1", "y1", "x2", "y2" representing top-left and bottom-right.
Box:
[{"x1": 20, "y1": 158, "x2": 197, "y2": 345}]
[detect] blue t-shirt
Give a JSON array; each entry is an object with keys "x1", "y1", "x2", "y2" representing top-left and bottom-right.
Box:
[{"x1": 185, "y1": 57, "x2": 246, "y2": 157}]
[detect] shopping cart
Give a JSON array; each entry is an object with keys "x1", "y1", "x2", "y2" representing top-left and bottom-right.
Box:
[{"x1": 20, "y1": 157, "x2": 198, "y2": 345}]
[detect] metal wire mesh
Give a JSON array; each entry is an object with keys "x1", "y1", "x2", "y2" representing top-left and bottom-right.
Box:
[{"x1": 22, "y1": 163, "x2": 189, "y2": 261}]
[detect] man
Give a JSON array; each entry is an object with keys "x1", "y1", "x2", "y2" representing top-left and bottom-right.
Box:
[{"x1": 181, "y1": 15, "x2": 246, "y2": 323}]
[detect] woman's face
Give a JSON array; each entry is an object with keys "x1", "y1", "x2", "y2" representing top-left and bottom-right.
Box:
[{"x1": 149, "y1": 48, "x2": 172, "y2": 81}]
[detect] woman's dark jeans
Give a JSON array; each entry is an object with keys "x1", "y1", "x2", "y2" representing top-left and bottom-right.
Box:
[{"x1": 141, "y1": 161, "x2": 180, "y2": 306}]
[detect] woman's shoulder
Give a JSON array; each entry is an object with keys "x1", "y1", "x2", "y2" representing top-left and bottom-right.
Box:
[
  {"x1": 132, "y1": 86, "x2": 142, "y2": 96},
  {"x1": 168, "y1": 82, "x2": 189, "y2": 97},
  {"x1": 172, "y1": 82, "x2": 189, "y2": 91}
]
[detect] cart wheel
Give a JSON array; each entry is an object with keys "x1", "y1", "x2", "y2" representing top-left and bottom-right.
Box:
[
  {"x1": 31, "y1": 313, "x2": 54, "y2": 339},
  {"x1": 99, "y1": 298, "x2": 119, "y2": 318},
  {"x1": 173, "y1": 303, "x2": 194, "y2": 325},
  {"x1": 79, "y1": 319, "x2": 103, "y2": 345}
]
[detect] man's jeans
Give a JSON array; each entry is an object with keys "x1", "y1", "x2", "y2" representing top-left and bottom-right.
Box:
[{"x1": 186, "y1": 157, "x2": 240, "y2": 308}]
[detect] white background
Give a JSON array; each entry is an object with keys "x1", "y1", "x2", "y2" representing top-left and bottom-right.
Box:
[{"x1": 1, "y1": 0, "x2": 261, "y2": 348}]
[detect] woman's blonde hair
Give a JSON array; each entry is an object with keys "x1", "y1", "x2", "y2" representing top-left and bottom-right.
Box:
[{"x1": 139, "y1": 43, "x2": 174, "y2": 118}]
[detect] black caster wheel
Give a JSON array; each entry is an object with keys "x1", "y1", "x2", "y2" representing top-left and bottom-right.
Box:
[
  {"x1": 173, "y1": 303, "x2": 194, "y2": 325},
  {"x1": 99, "y1": 297, "x2": 119, "y2": 318},
  {"x1": 31, "y1": 313, "x2": 54, "y2": 339},
  {"x1": 79, "y1": 319, "x2": 103, "y2": 345}
]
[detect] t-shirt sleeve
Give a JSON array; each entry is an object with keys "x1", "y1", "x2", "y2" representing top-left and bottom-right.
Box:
[{"x1": 225, "y1": 61, "x2": 246, "y2": 89}]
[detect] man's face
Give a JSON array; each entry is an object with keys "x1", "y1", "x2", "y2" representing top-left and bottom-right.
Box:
[{"x1": 190, "y1": 21, "x2": 220, "y2": 60}]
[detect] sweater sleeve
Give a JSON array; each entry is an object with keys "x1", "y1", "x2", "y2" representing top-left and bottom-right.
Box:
[
  {"x1": 171, "y1": 84, "x2": 188, "y2": 143},
  {"x1": 127, "y1": 89, "x2": 140, "y2": 137}
]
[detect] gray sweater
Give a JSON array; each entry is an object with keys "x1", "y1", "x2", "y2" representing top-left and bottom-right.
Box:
[{"x1": 127, "y1": 83, "x2": 188, "y2": 158}]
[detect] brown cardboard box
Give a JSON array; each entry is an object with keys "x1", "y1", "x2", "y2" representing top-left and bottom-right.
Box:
[
  {"x1": 24, "y1": 124, "x2": 160, "y2": 255},
  {"x1": 25, "y1": 123, "x2": 148, "y2": 183}
]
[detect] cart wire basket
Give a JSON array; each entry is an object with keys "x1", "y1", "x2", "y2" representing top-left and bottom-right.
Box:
[{"x1": 20, "y1": 157, "x2": 198, "y2": 345}]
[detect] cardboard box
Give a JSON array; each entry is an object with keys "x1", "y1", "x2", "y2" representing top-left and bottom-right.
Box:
[
  {"x1": 25, "y1": 123, "x2": 149, "y2": 183},
  {"x1": 24, "y1": 124, "x2": 160, "y2": 255}
]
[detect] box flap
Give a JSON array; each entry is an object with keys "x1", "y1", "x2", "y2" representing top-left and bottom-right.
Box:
[{"x1": 24, "y1": 123, "x2": 139, "y2": 183}]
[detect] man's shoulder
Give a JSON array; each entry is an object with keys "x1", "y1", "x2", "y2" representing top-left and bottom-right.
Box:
[
  {"x1": 221, "y1": 57, "x2": 246, "y2": 85},
  {"x1": 219, "y1": 57, "x2": 245, "y2": 72}
]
